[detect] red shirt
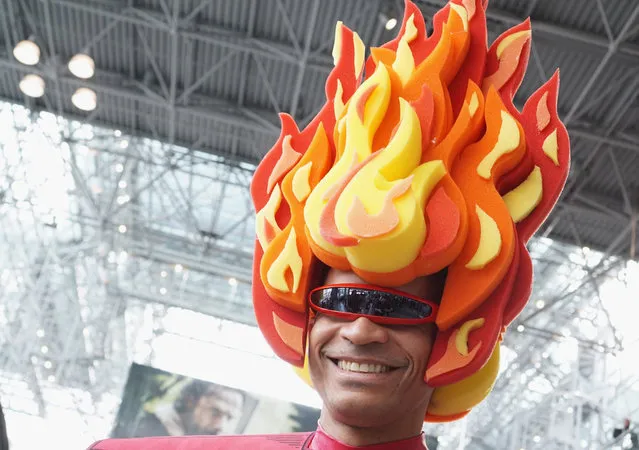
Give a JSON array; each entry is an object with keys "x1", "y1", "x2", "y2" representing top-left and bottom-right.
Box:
[
  {"x1": 308, "y1": 427, "x2": 429, "y2": 450},
  {"x1": 88, "y1": 428, "x2": 429, "y2": 449}
]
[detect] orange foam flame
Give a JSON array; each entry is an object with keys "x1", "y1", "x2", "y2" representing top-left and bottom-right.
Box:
[
  {"x1": 251, "y1": 0, "x2": 571, "y2": 412},
  {"x1": 426, "y1": 328, "x2": 482, "y2": 380}
]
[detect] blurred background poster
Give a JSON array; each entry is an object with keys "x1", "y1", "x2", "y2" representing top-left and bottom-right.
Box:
[{"x1": 111, "y1": 363, "x2": 320, "y2": 438}]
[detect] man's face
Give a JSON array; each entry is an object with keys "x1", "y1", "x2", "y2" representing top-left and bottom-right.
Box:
[
  {"x1": 309, "y1": 269, "x2": 441, "y2": 428},
  {"x1": 189, "y1": 388, "x2": 243, "y2": 435}
]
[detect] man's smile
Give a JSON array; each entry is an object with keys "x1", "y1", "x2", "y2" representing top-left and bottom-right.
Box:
[
  {"x1": 324, "y1": 354, "x2": 408, "y2": 381},
  {"x1": 336, "y1": 360, "x2": 391, "y2": 373}
]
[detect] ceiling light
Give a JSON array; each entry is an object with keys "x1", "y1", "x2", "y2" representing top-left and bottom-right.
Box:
[
  {"x1": 228, "y1": 277, "x2": 238, "y2": 287},
  {"x1": 36, "y1": 329, "x2": 45, "y2": 338},
  {"x1": 536, "y1": 299, "x2": 545, "y2": 309},
  {"x1": 44, "y1": 360, "x2": 53, "y2": 369},
  {"x1": 517, "y1": 324, "x2": 525, "y2": 332},
  {"x1": 107, "y1": 251, "x2": 117, "y2": 264},
  {"x1": 118, "y1": 224, "x2": 127, "y2": 233},
  {"x1": 41, "y1": 345, "x2": 49, "y2": 354},
  {"x1": 160, "y1": 270, "x2": 168, "y2": 278},
  {"x1": 174, "y1": 264, "x2": 183, "y2": 273},
  {"x1": 116, "y1": 194, "x2": 130, "y2": 205},
  {"x1": 13, "y1": 39, "x2": 40, "y2": 65},
  {"x1": 19, "y1": 74, "x2": 45, "y2": 98},
  {"x1": 159, "y1": 287, "x2": 167, "y2": 295},
  {"x1": 118, "y1": 180, "x2": 127, "y2": 189},
  {"x1": 48, "y1": 375, "x2": 56, "y2": 382},
  {"x1": 385, "y1": 17, "x2": 398, "y2": 30},
  {"x1": 68, "y1": 53, "x2": 95, "y2": 79},
  {"x1": 114, "y1": 163, "x2": 124, "y2": 173},
  {"x1": 72, "y1": 87, "x2": 97, "y2": 111}
]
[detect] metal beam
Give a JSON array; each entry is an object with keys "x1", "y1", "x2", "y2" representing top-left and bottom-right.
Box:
[
  {"x1": 274, "y1": 0, "x2": 302, "y2": 56},
  {"x1": 41, "y1": 0, "x2": 64, "y2": 118},
  {"x1": 135, "y1": 26, "x2": 170, "y2": 100},
  {"x1": 237, "y1": 0, "x2": 257, "y2": 108},
  {"x1": 167, "y1": 1, "x2": 180, "y2": 145},
  {"x1": 47, "y1": 0, "x2": 333, "y2": 70},
  {"x1": 0, "y1": 57, "x2": 280, "y2": 135},
  {"x1": 177, "y1": 50, "x2": 238, "y2": 104},
  {"x1": 289, "y1": 0, "x2": 321, "y2": 118},
  {"x1": 109, "y1": 285, "x2": 256, "y2": 327},
  {"x1": 81, "y1": 16, "x2": 123, "y2": 53},
  {"x1": 521, "y1": 226, "x2": 631, "y2": 326},
  {"x1": 183, "y1": 0, "x2": 215, "y2": 24},
  {"x1": 595, "y1": 0, "x2": 614, "y2": 43},
  {"x1": 563, "y1": 3, "x2": 639, "y2": 125},
  {"x1": 569, "y1": 127, "x2": 639, "y2": 155},
  {"x1": 606, "y1": 148, "x2": 633, "y2": 214},
  {"x1": 252, "y1": 54, "x2": 281, "y2": 113}
]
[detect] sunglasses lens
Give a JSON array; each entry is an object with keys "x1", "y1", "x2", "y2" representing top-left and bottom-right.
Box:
[{"x1": 310, "y1": 287, "x2": 432, "y2": 320}]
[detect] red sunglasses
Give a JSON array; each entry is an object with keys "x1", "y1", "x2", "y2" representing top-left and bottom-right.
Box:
[{"x1": 308, "y1": 283, "x2": 439, "y2": 325}]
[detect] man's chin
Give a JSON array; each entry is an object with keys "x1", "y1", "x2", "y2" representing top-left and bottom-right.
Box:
[{"x1": 327, "y1": 393, "x2": 394, "y2": 426}]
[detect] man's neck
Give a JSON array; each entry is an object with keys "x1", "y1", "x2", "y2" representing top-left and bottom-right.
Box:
[{"x1": 318, "y1": 410, "x2": 424, "y2": 447}]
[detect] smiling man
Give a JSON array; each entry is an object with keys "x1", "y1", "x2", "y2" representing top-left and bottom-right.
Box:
[
  {"x1": 89, "y1": 0, "x2": 570, "y2": 449},
  {"x1": 305, "y1": 269, "x2": 444, "y2": 447}
]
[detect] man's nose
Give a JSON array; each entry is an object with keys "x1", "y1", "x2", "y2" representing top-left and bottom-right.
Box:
[{"x1": 339, "y1": 317, "x2": 389, "y2": 345}]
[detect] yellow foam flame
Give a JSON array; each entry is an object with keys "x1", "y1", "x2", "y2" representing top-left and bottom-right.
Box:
[
  {"x1": 392, "y1": 14, "x2": 419, "y2": 85},
  {"x1": 476, "y1": 111, "x2": 520, "y2": 179},
  {"x1": 543, "y1": 129, "x2": 559, "y2": 165},
  {"x1": 332, "y1": 22, "x2": 343, "y2": 66},
  {"x1": 266, "y1": 228, "x2": 303, "y2": 293},
  {"x1": 256, "y1": 184, "x2": 282, "y2": 250},
  {"x1": 503, "y1": 166, "x2": 543, "y2": 223},
  {"x1": 292, "y1": 161, "x2": 314, "y2": 202},
  {"x1": 455, "y1": 318, "x2": 485, "y2": 356},
  {"x1": 465, "y1": 205, "x2": 501, "y2": 270}
]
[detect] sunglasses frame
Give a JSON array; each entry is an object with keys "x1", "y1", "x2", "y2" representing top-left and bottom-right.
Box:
[{"x1": 308, "y1": 283, "x2": 439, "y2": 325}]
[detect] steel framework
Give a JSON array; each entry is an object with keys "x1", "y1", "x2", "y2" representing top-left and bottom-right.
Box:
[{"x1": 1, "y1": 0, "x2": 639, "y2": 449}]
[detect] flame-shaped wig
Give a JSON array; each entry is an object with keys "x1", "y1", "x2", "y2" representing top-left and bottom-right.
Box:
[{"x1": 250, "y1": 0, "x2": 569, "y2": 422}]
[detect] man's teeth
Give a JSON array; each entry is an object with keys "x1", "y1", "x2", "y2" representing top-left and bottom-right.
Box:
[{"x1": 337, "y1": 360, "x2": 390, "y2": 373}]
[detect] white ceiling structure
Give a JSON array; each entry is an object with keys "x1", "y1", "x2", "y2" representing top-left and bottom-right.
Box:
[{"x1": 1, "y1": 0, "x2": 639, "y2": 449}]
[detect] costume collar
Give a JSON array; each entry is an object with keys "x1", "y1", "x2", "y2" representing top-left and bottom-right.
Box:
[{"x1": 307, "y1": 426, "x2": 428, "y2": 450}]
